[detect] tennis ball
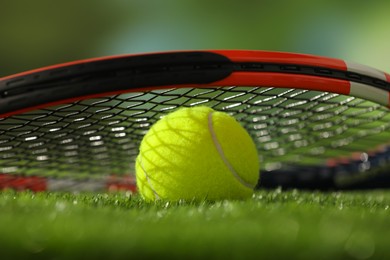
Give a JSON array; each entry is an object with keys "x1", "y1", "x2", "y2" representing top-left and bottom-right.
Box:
[{"x1": 135, "y1": 106, "x2": 260, "y2": 201}]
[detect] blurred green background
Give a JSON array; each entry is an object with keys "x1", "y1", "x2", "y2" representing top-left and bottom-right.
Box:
[{"x1": 1, "y1": 0, "x2": 389, "y2": 77}]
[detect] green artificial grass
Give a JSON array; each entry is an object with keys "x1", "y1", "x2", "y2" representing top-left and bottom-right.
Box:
[{"x1": 1, "y1": 189, "x2": 390, "y2": 260}]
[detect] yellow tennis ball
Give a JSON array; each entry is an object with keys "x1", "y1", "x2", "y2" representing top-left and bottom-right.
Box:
[{"x1": 135, "y1": 106, "x2": 260, "y2": 201}]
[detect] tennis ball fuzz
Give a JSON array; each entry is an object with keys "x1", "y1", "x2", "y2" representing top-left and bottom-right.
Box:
[{"x1": 135, "y1": 106, "x2": 260, "y2": 201}]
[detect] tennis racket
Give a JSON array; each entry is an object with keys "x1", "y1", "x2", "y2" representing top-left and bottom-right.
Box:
[{"x1": 0, "y1": 50, "x2": 389, "y2": 192}]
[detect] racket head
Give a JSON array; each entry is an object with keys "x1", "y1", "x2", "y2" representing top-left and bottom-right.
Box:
[{"x1": 0, "y1": 50, "x2": 389, "y2": 192}]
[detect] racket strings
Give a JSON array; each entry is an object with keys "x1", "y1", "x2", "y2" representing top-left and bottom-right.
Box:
[{"x1": 0, "y1": 86, "x2": 389, "y2": 179}]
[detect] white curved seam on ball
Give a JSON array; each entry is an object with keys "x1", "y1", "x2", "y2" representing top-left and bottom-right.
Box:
[
  {"x1": 139, "y1": 156, "x2": 161, "y2": 200},
  {"x1": 208, "y1": 112, "x2": 255, "y2": 189}
]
